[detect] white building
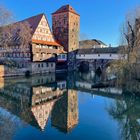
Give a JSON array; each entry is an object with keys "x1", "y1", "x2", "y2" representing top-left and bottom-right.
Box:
[{"x1": 76, "y1": 47, "x2": 127, "y2": 60}]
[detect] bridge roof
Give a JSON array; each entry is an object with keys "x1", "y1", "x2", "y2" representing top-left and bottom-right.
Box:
[{"x1": 77, "y1": 47, "x2": 121, "y2": 54}]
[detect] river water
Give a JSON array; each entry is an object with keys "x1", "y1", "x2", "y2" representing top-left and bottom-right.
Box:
[{"x1": 0, "y1": 72, "x2": 140, "y2": 140}]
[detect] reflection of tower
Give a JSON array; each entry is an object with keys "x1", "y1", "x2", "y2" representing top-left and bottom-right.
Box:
[
  {"x1": 0, "y1": 78, "x2": 4, "y2": 88},
  {"x1": 52, "y1": 5, "x2": 80, "y2": 70},
  {"x1": 51, "y1": 89, "x2": 78, "y2": 132}
]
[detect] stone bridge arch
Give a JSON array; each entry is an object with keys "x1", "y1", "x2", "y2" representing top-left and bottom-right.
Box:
[
  {"x1": 77, "y1": 60, "x2": 90, "y2": 72},
  {"x1": 77, "y1": 59, "x2": 114, "y2": 73}
]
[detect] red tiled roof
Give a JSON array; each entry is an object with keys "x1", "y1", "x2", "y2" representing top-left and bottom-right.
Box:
[
  {"x1": 52, "y1": 5, "x2": 80, "y2": 16},
  {"x1": 32, "y1": 39, "x2": 62, "y2": 46}
]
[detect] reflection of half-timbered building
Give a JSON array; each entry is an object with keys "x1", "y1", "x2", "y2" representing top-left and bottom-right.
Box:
[
  {"x1": 0, "y1": 75, "x2": 67, "y2": 131},
  {"x1": 31, "y1": 100, "x2": 55, "y2": 130}
]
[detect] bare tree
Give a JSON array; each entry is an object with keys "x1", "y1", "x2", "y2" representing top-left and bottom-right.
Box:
[
  {"x1": 107, "y1": 96, "x2": 140, "y2": 140},
  {"x1": 121, "y1": 6, "x2": 140, "y2": 63},
  {"x1": 0, "y1": 5, "x2": 32, "y2": 67},
  {"x1": 0, "y1": 5, "x2": 14, "y2": 26},
  {"x1": 108, "y1": 6, "x2": 140, "y2": 89}
]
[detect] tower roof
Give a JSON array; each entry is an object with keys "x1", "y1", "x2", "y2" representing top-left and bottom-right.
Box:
[{"x1": 52, "y1": 5, "x2": 79, "y2": 16}]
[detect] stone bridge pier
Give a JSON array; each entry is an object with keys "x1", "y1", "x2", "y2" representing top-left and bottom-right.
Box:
[{"x1": 76, "y1": 59, "x2": 112, "y2": 72}]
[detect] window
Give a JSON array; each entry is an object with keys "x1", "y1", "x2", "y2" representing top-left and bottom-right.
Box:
[
  {"x1": 17, "y1": 53, "x2": 19, "y2": 57},
  {"x1": 62, "y1": 54, "x2": 66, "y2": 59},
  {"x1": 51, "y1": 63, "x2": 53, "y2": 67},
  {"x1": 41, "y1": 63, "x2": 43, "y2": 67},
  {"x1": 46, "y1": 63, "x2": 48, "y2": 67},
  {"x1": 58, "y1": 55, "x2": 61, "y2": 59},
  {"x1": 38, "y1": 64, "x2": 40, "y2": 68},
  {"x1": 42, "y1": 53, "x2": 46, "y2": 57},
  {"x1": 21, "y1": 64, "x2": 24, "y2": 68},
  {"x1": 64, "y1": 19, "x2": 66, "y2": 24},
  {"x1": 36, "y1": 53, "x2": 39, "y2": 57}
]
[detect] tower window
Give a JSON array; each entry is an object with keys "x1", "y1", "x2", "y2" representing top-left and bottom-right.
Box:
[
  {"x1": 64, "y1": 19, "x2": 66, "y2": 24},
  {"x1": 46, "y1": 63, "x2": 48, "y2": 67}
]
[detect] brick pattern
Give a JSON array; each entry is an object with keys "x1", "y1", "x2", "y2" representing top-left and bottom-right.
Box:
[
  {"x1": 51, "y1": 90, "x2": 78, "y2": 131},
  {"x1": 52, "y1": 12, "x2": 69, "y2": 52},
  {"x1": 52, "y1": 5, "x2": 80, "y2": 71},
  {"x1": 52, "y1": 11, "x2": 80, "y2": 52}
]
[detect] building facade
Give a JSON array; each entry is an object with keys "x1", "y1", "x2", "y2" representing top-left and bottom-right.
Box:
[
  {"x1": 0, "y1": 5, "x2": 80, "y2": 77},
  {"x1": 0, "y1": 13, "x2": 67, "y2": 76},
  {"x1": 52, "y1": 5, "x2": 80, "y2": 71}
]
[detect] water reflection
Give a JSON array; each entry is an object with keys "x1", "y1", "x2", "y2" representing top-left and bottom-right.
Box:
[
  {"x1": 0, "y1": 72, "x2": 140, "y2": 140},
  {"x1": 51, "y1": 89, "x2": 78, "y2": 133},
  {"x1": 0, "y1": 73, "x2": 78, "y2": 133},
  {"x1": 108, "y1": 95, "x2": 140, "y2": 140}
]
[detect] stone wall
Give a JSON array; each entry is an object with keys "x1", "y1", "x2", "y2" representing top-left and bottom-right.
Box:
[
  {"x1": 52, "y1": 12, "x2": 69, "y2": 52},
  {"x1": 0, "y1": 61, "x2": 56, "y2": 77},
  {"x1": 68, "y1": 12, "x2": 80, "y2": 52},
  {"x1": 0, "y1": 65, "x2": 29, "y2": 77},
  {"x1": 31, "y1": 62, "x2": 55, "y2": 74}
]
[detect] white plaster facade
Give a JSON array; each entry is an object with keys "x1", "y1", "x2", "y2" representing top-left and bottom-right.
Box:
[{"x1": 76, "y1": 53, "x2": 127, "y2": 60}]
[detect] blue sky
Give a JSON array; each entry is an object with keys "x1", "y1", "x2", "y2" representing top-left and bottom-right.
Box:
[{"x1": 1, "y1": 0, "x2": 140, "y2": 46}]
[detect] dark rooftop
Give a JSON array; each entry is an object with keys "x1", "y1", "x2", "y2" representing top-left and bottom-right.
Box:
[
  {"x1": 52, "y1": 5, "x2": 79, "y2": 16},
  {"x1": 79, "y1": 39, "x2": 107, "y2": 49}
]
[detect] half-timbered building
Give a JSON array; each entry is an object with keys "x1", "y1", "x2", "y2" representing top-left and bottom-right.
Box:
[{"x1": 0, "y1": 13, "x2": 67, "y2": 76}]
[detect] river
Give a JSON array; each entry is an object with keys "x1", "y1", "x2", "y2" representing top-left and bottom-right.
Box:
[{"x1": 0, "y1": 72, "x2": 140, "y2": 140}]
